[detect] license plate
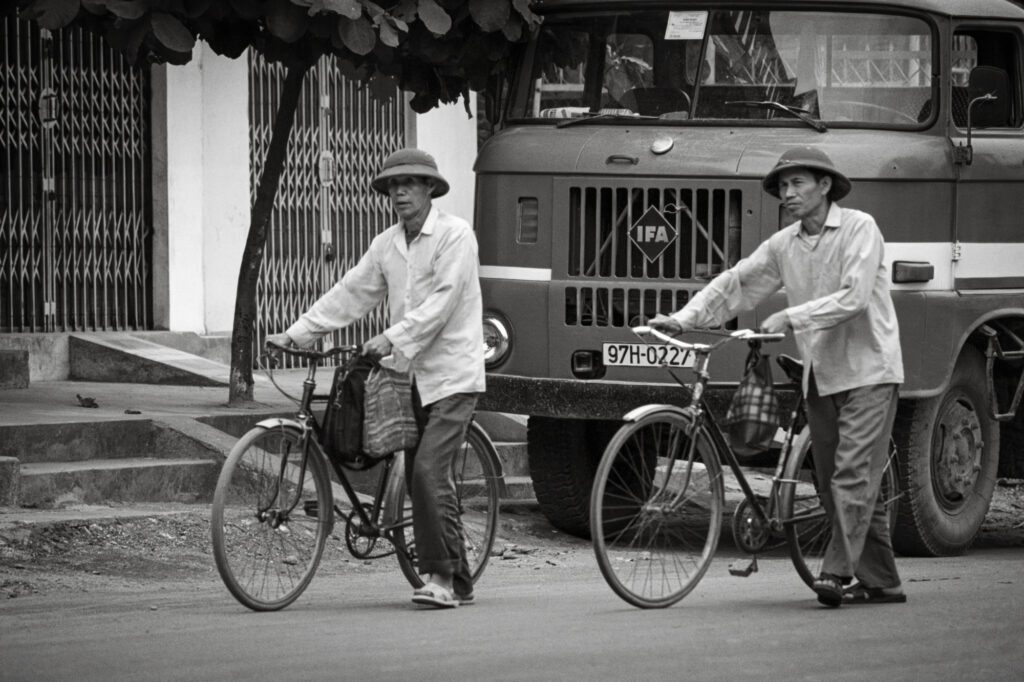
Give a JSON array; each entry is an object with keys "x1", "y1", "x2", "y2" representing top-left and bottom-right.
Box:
[{"x1": 602, "y1": 343, "x2": 693, "y2": 368}]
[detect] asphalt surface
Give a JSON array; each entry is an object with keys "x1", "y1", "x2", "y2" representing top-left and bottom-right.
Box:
[{"x1": 2, "y1": 531, "x2": 1022, "y2": 681}]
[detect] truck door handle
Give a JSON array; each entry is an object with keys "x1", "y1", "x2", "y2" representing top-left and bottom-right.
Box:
[{"x1": 606, "y1": 154, "x2": 638, "y2": 165}]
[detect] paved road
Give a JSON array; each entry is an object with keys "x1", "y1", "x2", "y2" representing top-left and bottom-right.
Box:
[{"x1": 2, "y1": 544, "x2": 1021, "y2": 681}]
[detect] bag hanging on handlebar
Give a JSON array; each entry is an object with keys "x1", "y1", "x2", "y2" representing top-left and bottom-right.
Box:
[
  {"x1": 363, "y1": 366, "x2": 420, "y2": 459},
  {"x1": 722, "y1": 343, "x2": 781, "y2": 457},
  {"x1": 323, "y1": 354, "x2": 377, "y2": 470}
]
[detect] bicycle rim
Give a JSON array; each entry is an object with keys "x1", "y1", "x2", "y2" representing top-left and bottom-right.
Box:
[
  {"x1": 783, "y1": 436, "x2": 900, "y2": 587},
  {"x1": 591, "y1": 412, "x2": 724, "y2": 609},
  {"x1": 211, "y1": 426, "x2": 331, "y2": 611},
  {"x1": 392, "y1": 423, "x2": 501, "y2": 588}
]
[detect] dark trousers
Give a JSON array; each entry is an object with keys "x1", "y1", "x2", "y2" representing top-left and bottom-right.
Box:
[
  {"x1": 805, "y1": 373, "x2": 902, "y2": 588},
  {"x1": 406, "y1": 386, "x2": 477, "y2": 597}
]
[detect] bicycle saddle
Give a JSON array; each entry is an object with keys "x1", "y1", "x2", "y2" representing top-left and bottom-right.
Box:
[{"x1": 776, "y1": 354, "x2": 804, "y2": 384}]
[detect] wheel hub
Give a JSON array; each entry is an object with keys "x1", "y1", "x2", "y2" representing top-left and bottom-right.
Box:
[{"x1": 934, "y1": 400, "x2": 983, "y2": 506}]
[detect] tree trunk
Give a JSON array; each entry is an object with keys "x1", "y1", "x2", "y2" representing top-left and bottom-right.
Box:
[{"x1": 228, "y1": 60, "x2": 311, "y2": 404}]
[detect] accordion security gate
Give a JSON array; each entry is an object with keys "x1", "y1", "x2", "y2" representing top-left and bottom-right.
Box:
[
  {"x1": 249, "y1": 54, "x2": 406, "y2": 362},
  {"x1": 0, "y1": 17, "x2": 151, "y2": 333}
]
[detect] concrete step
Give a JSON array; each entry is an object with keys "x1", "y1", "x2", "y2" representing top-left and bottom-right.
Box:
[
  {"x1": 494, "y1": 441, "x2": 527, "y2": 477},
  {"x1": 501, "y1": 475, "x2": 535, "y2": 501},
  {"x1": 19, "y1": 457, "x2": 221, "y2": 508}
]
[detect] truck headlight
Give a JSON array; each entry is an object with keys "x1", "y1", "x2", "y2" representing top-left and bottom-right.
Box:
[{"x1": 482, "y1": 314, "x2": 511, "y2": 368}]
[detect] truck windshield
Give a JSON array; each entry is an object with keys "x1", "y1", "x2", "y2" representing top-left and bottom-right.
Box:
[{"x1": 510, "y1": 8, "x2": 934, "y2": 128}]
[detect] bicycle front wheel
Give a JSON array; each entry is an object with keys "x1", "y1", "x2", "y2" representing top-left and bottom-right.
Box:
[
  {"x1": 391, "y1": 421, "x2": 501, "y2": 588},
  {"x1": 211, "y1": 425, "x2": 332, "y2": 611},
  {"x1": 591, "y1": 411, "x2": 724, "y2": 609},
  {"x1": 781, "y1": 431, "x2": 900, "y2": 587}
]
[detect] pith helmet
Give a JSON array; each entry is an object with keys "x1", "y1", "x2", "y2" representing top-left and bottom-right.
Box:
[
  {"x1": 762, "y1": 146, "x2": 852, "y2": 201},
  {"x1": 370, "y1": 148, "x2": 449, "y2": 198}
]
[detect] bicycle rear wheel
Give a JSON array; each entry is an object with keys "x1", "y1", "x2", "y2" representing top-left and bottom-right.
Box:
[
  {"x1": 781, "y1": 430, "x2": 900, "y2": 587},
  {"x1": 590, "y1": 411, "x2": 724, "y2": 609},
  {"x1": 211, "y1": 425, "x2": 332, "y2": 611},
  {"x1": 391, "y1": 422, "x2": 501, "y2": 588}
]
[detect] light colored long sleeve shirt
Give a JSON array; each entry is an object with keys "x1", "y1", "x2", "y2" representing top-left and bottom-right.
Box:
[
  {"x1": 286, "y1": 206, "x2": 485, "y2": 405},
  {"x1": 670, "y1": 203, "x2": 903, "y2": 396}
]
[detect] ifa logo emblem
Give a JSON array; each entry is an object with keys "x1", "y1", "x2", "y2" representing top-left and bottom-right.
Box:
[{"x1": 629, "y1": 206, "x2": 678, "y2": 262}]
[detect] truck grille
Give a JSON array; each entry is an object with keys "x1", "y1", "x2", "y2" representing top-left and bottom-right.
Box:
[
  {"x1": 565, "y1": 286, "x2": 692, "y2": 327},
  {"x1": 567, "y1": 185, "x2": 742, "y2": 280}
]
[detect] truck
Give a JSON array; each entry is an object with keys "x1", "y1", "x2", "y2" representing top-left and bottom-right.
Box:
[{"x1": 474, "y1": 0, "x2": 1024, "y2": 556}]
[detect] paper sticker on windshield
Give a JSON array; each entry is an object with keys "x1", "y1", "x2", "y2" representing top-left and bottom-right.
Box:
[{"x1": 665, "y1": 11, "x2": 707, "y2": 41}]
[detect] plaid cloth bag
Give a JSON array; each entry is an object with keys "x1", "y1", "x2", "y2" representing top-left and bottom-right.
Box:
[
  {"x1": 362, "y1": 366, "x2": 420, "y2": 459},
  {"x1": 722, "y1": 343, "x2": 781, "y2": 457}
]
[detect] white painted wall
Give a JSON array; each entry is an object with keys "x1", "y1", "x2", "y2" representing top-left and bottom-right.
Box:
[
  {"x1": 161, "y1": 61, "x2": 478, "y2": 336},
  {"x1": 163, "y1": 46, "x2": 250, "y2": 334},
  {"x1": 415, "y1": 93, "x2": 478, "y2": 224}
]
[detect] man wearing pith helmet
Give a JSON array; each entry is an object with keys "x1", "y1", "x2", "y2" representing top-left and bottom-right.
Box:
[
  {"x1": 266, "y1": 148, "x2": 485, "y2": 609},
  {"x1": 652, "y1": 146, "x2": 905, "y2": 607}
]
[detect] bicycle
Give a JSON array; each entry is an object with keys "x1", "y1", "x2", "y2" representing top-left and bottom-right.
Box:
[
  {"x1": 210, "y1": 343, "x2": 502, "y2": 611},
  {"x1": 590, "y1": 326, "x2": 901, "y2": 608}
]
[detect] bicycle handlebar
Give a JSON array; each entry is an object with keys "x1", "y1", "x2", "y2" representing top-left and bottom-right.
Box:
[
  {"x1": 264, "y1": 340, "x2": 359, "y2": 362},
  {"x1": 633, "y1": 326, "x2": 785, "y2": 351}
]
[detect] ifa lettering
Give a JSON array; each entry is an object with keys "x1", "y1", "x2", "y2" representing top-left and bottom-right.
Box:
[{"x1": 629, "y1": 206, "x2": 678, "y2": 262}]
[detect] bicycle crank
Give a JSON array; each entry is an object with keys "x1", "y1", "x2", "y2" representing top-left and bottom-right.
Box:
[
  {"x1": 731, "y1": 497, "x2": 785, "y2": 554},
  {"x1": 345, "y1": 504, "x2": 395, "y2": 560}
]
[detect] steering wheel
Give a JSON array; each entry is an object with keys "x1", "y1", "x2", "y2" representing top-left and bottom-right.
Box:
[{"x1": 826, "y1": 100, "x2": 919, "y2": 125}]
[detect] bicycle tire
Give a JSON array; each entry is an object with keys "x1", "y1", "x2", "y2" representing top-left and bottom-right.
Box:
[
  {"x1": 390, "y1": 421, "x2": 501, "y2": 588},
  {"x1": 211, "y1": 425, "x2": 332, "y2": 611},
  {"x1": 590, "y1": 410, "x2": 724, "y2": 609},
  {"x1": 781, "y1": 430, "x2": 900, "y2": 588}
]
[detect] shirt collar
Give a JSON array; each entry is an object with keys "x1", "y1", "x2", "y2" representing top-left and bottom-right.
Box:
[
  {"x1": 791, "y1": 202, "x2": 842, "y2": 238},
  {"x1": 420, "y1": 205, "x2": 439, "y2": 236}
]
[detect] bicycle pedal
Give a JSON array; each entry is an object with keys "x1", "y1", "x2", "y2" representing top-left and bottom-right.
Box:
[
  {"x1": 303, "y1": 500, "x2": 319, "y2": 518},
  {"x1": 728, "y1": 556, "x2": 758, "y2": 577}
]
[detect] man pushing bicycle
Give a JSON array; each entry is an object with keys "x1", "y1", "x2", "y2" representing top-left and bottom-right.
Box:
[
  {"x1": 651, "y1": 147, "x2": 906, "y2": 607},
  {"x1": 266, "y1": 148, "x2": 485, "y2": 609}
]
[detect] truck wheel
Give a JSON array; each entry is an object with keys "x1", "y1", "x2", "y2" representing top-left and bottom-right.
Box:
[
  {"x1": 527, "y1": 417, "x2": 616, "y2": 538},
  {"x1": 893, "y1": 346, "x2": 999, "y2": 556}
]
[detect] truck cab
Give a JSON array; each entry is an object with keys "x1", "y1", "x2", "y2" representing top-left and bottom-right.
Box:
[{"x1": 476, "y1": 0, "x2": 1024, "y2": 555}]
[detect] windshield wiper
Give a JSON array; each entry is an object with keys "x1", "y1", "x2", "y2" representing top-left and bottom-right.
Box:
[
  {"x1": 725, "y1": 100, "x2": 828, "y2": 133},
  {"x1": 555, "y1": 111, "x2": 658, "y2": 129}
]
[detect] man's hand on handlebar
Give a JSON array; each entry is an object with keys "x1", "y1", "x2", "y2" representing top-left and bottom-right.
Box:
[
  {"x1": 264, "y1": 333, "x2": 294, "y2": 350},
  {"x1": 649, "y1": 314, "x2": 684, "y2": 335},
  {"x1": 363, "y1": 333, "x2": 393, "y2": 360},
  {"x1": 759, "y1": 310, "x2": 792, "y2": 335}
]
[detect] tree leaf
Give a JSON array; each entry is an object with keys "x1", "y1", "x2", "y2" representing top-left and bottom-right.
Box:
[
  {"x1": 416, "y1": 0, "x2": 450, "y2": 35},
  {"x1": 151, "y1": 12, "x2": 196, "y2": 52},
  {"x1": 337, "y1": 15, "x2": 375, "y2": 55},
  {"x1": 102, "y1": 0, "x2": 149, "y2": 20},
  {"x1": 391, "y1": 0, "x2": 416, "y2": 23},
  {"x1": 469, "y1": 0, "x2": 508, "y2": 33},
  {"x1": 378, "y1": 19, "x2": 399, "y2": 47},
  {"x1": 20, "y1": 0, "x2": 81, "y2": 30},
  {"x1": 500, "y1": 13, "x2": 520, "y2": 41},
  {"x1": 266, "y1": 0, "x2": 309, "y2": 42},
  {"x1": 320, "y1": 0, "x2": 361, "y2": 20},
  {"x1": 362, "y1": 0, "x2": 384, "y2": 19}
]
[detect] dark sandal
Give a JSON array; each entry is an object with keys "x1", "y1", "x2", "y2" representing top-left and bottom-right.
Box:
[
  {"x1": 842, "y1": 583, "x2": 907, "y2": 605},
  {"x1": 813, "y1": 574, "x2": 844, "y2": 608}
]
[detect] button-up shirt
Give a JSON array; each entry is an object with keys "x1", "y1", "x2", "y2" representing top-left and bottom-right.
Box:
[
  {"x1": 670, "y1": 203, "x2": 903, "y2": 396},
  {"x1": 286, "y1": 206, "x2": 485, "y2": 405}
]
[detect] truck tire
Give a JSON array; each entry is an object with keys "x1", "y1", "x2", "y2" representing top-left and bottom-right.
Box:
[
  {"x1": 893, "y1": 346, "x2": 999, "y2": 556},
  {"x1": 527, "y1": 417, "x2": 616, "y2": 538}
]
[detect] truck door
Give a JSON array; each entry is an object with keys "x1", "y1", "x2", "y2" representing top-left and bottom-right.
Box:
[{"x1": 950, "y1": 26, "x2": 1024, "y2": 291}]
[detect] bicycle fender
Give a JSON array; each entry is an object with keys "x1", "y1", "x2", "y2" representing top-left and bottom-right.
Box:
[
  {"x1": 622, "y1": 404, "x2": 693, "y2": 423},
  {"x1": 253, "y1": 417, "x2": 303, "y2": 433}
]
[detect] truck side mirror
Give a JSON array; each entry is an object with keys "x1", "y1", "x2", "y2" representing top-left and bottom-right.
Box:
[
  {"x1": 967, "y1": 65, "x2": 1010, "y2": 129},
  {"x1": 955, "y1": 66, "x2": 1011, "y2": 165}
]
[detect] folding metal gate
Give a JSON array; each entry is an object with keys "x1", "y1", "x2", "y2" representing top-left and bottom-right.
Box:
[
  {"x1": 249, "y1": 53, "x2": 407, "y2": 355},
  {"x1": 0, "y1": 17, "x2": 152, "y2": 333}
]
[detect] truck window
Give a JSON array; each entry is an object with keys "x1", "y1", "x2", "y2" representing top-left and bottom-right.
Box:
[
  {"x1": 951, "y1": 29, "x2": 1021, "y2": 128},
  {"x1": 512, "y1": 8, "x2": 935, "y2": 128}
]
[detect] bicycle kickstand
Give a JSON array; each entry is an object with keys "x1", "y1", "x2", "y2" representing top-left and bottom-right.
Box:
[{"x1": 728, "y1": 556, "x2": 759, "y2": 577}]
